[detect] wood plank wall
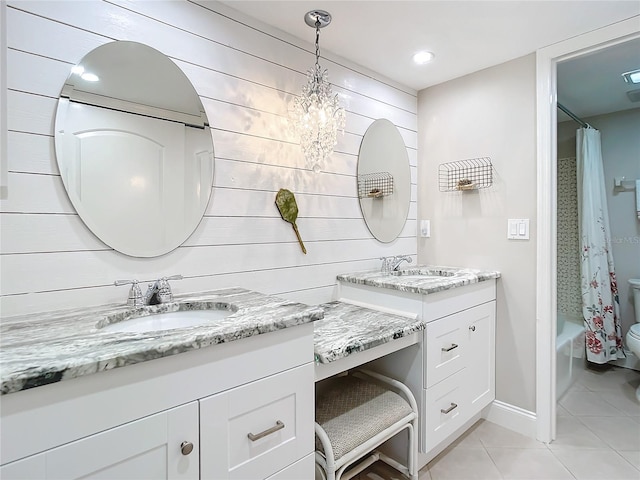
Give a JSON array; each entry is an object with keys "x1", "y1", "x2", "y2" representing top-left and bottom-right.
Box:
[{"x1": 0, "y1": 0, "x2": 417, "y2": 317}]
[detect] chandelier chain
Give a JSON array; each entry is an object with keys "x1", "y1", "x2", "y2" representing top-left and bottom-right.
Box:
[{"x1": 314, "y1": 21, "x2": 320, "y2": 69}]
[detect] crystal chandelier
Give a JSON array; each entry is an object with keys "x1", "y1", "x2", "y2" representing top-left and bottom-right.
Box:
[{"x1": 289, "y1": 10, "x2": 345, "y2": 173}]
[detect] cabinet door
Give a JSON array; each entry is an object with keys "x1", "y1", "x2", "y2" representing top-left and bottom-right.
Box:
[
  {"x1": 200, "y1": 363, "x2": 314, "y2": 480},
  {"x1": 466, "y1": 301, "x2": 496, "y2": 411},
  {"x1": 41, "y1": 402, "x2": 198, "y2": 479}
]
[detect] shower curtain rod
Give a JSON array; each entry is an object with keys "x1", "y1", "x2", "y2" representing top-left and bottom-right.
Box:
[{"x1": 557, "y1": 102, "x2": 590, "y2": 129}]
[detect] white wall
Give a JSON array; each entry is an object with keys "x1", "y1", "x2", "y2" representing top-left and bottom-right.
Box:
[
  {"x1": 558, "y1": 108, "x2": 640, "y2": 337},
  {"x1": 0, "y1": 1, "x2": 7, "y2": 200},
  {"x1": 0, "y1": 0, "x2": 417, "y2": 317},
  {"x1": 418, "y1": 54, "x2": 537, "y2": 412}
]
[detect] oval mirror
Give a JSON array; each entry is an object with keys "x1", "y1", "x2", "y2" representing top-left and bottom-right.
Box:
[
  {"x1": 357, "y1": 119, "x2": 411, "y2": 243},
  {"x1": 54, "y1": 41, "x2": 214, "y2": 257}
]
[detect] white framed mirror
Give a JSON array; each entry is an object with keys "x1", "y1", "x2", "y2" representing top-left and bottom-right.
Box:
[
  {"x1": 357, "y1": 119, "x2": 411, "y2": 243},
  {"x1": 54, "y1": 41, "x2": 214, "y2": 257}
]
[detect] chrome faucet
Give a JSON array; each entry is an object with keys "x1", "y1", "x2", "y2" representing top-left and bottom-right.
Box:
[
  {"x1": 379, "y1": 255, "x2": 413, "y2": 274},
  {"x1": 390, "y1": 255, "x2": 413, "y2": 271},
  {"x1": 144, "y1": 275, "x2": 183, "y2": 305},
  {"x1": 115, "y1": 275, "x2": 183, "y2": 307}
]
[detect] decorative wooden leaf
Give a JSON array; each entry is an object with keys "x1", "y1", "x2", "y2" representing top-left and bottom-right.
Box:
[{"x1": 275, "y1": 189, "x2": 306, "y2": 254}]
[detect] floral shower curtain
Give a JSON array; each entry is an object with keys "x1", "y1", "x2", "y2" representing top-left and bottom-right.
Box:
[{"x1": 576, "y1": 127, "x2": 623, "y2": 363}]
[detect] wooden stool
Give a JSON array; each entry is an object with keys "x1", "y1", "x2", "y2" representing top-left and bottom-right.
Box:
[{"x1": 315, "y1": 369, "x2": 418, "y2": 480}]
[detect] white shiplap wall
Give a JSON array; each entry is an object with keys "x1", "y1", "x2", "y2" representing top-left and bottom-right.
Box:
[{"x1": 0, "y1": 0, "x2": 417, "y2": 317}]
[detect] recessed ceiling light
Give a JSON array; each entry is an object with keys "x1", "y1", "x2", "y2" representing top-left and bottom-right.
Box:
[
  {"x1": 413, "y1": 51, "x2": 435, "y2": 65},
  {"x1": 621, "y1": 68, "x2": 640, "y2": 84}
]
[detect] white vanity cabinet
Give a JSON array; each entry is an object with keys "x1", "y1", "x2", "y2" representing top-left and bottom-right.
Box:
[
  {"x1": 422, "y1": 300, "x2": 495, "y2": 451},
  {"x1": 0, "y1": 324, "x2": 315, "y2": 480},
  {"x1": 337, "y1": 277, "x2": 496, "y2": 461}
]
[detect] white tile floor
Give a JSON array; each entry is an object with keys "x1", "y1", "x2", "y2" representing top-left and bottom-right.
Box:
[{"x1": 359, "y1": 366, "x2": 640, "y2": 479}]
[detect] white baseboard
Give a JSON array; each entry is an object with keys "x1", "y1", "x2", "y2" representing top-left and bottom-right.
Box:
[{"x1": 483, "y1": 400, "x2": 537, "y2": 439}]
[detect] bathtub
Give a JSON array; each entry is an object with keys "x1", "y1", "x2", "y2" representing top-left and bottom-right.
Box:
[{"x1": 556, "y1": 312, "x2": 586, "y2": 401}]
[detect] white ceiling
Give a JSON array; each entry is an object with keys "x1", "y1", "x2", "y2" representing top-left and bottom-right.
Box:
[
  {"x1": 558, "y1": 37, "x2": 640, "y2": 121},
  {"x1": 219, "y1": 1, "x2": 640, "y2": 118}
]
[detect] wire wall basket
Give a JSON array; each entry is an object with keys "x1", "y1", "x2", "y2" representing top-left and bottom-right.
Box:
[
  {"x1": 358, "y1": 172, "x2": 394, "y2": 199},
  {"x1": 438, "y1": 157, "x2": 493, "y2": 192}
]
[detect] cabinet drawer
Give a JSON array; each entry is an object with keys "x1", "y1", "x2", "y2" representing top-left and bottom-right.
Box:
[
  {"x1": 422, "y1": 369, "x2": 467, "y2": 453},
  {"x1": 200, "y1": 363, "x2": 314, "y2": 480},
  {"x1": 265, "y1": 453, "x2": 314, "y2": 480},
  {"x1": 424, "y1": 313, "x2": 467, "y2": 388}
]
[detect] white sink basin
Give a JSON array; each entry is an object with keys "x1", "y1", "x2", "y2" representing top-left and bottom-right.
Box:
[{"x1": 100, "y1": 308, "x2": 234, "y2": 334}]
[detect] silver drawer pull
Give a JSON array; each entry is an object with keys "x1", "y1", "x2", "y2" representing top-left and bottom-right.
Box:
[
  {"x1": 440, "y1": 403, "x2": 458, "y2": 414},
  {"x1": 469, "y1": 325, "x2": 476, "y2": 332},
  {"x1": 441, "y1": 343, "x2": 458, "y2": 352},
  {"x1": 247, "y1": 420, "x2": 285, "y2": 441}
]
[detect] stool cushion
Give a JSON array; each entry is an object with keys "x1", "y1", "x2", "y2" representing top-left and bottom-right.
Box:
[{"x1": 316, "y1": 376, "x2": 414, "y2": 461}]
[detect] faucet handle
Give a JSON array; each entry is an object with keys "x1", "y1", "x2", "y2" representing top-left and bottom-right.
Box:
[
  {"x1": 114, "y1": 279, "x2": 144, "y2": 307},
  {"x1": 379, "y1": 257, "x2": 393, "y2": 275},
  {"x1": 158, "y1": 275, "x2": 183, "y2": 303},
  {"x1": 157, "y1": 278, "x2": 172, "y2": 304}
]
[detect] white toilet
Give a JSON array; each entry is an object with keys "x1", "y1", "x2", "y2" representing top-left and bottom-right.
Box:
[{"x1": 625, "y1": 278, "x2": 640, "y2": 402}]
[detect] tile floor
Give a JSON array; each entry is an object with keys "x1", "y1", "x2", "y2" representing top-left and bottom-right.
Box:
[{"x1": 359, "y1": 365, "x2": 640, "y2": 479}]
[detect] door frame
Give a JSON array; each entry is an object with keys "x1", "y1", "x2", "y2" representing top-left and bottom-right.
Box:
[{"x1": 535, "y1": 16, "x2": 640, "y2": 443}]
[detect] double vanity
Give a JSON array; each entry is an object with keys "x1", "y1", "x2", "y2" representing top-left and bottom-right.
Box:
[{"x1": 0, "y1": 266, "x2": 499, "y2": 478}]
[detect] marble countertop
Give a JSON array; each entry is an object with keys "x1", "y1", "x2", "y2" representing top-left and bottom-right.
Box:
[
  {"x1": 314, "y1": 301, "x2": 425, "y2": 364},
  {"x1": 0, "y1": 288, "x2": 323, "y2": 395},
  {"x1": 337, "y1": 265, "x2": 501, "y2": 295},
  {"x1": 1, "y1": 267, "x2": 500, "y2": 396}
]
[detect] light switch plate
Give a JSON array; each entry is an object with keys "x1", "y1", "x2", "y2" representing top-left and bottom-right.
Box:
[{"x1": 507, "y1": 219, "x2": 530, "y2": 240}]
